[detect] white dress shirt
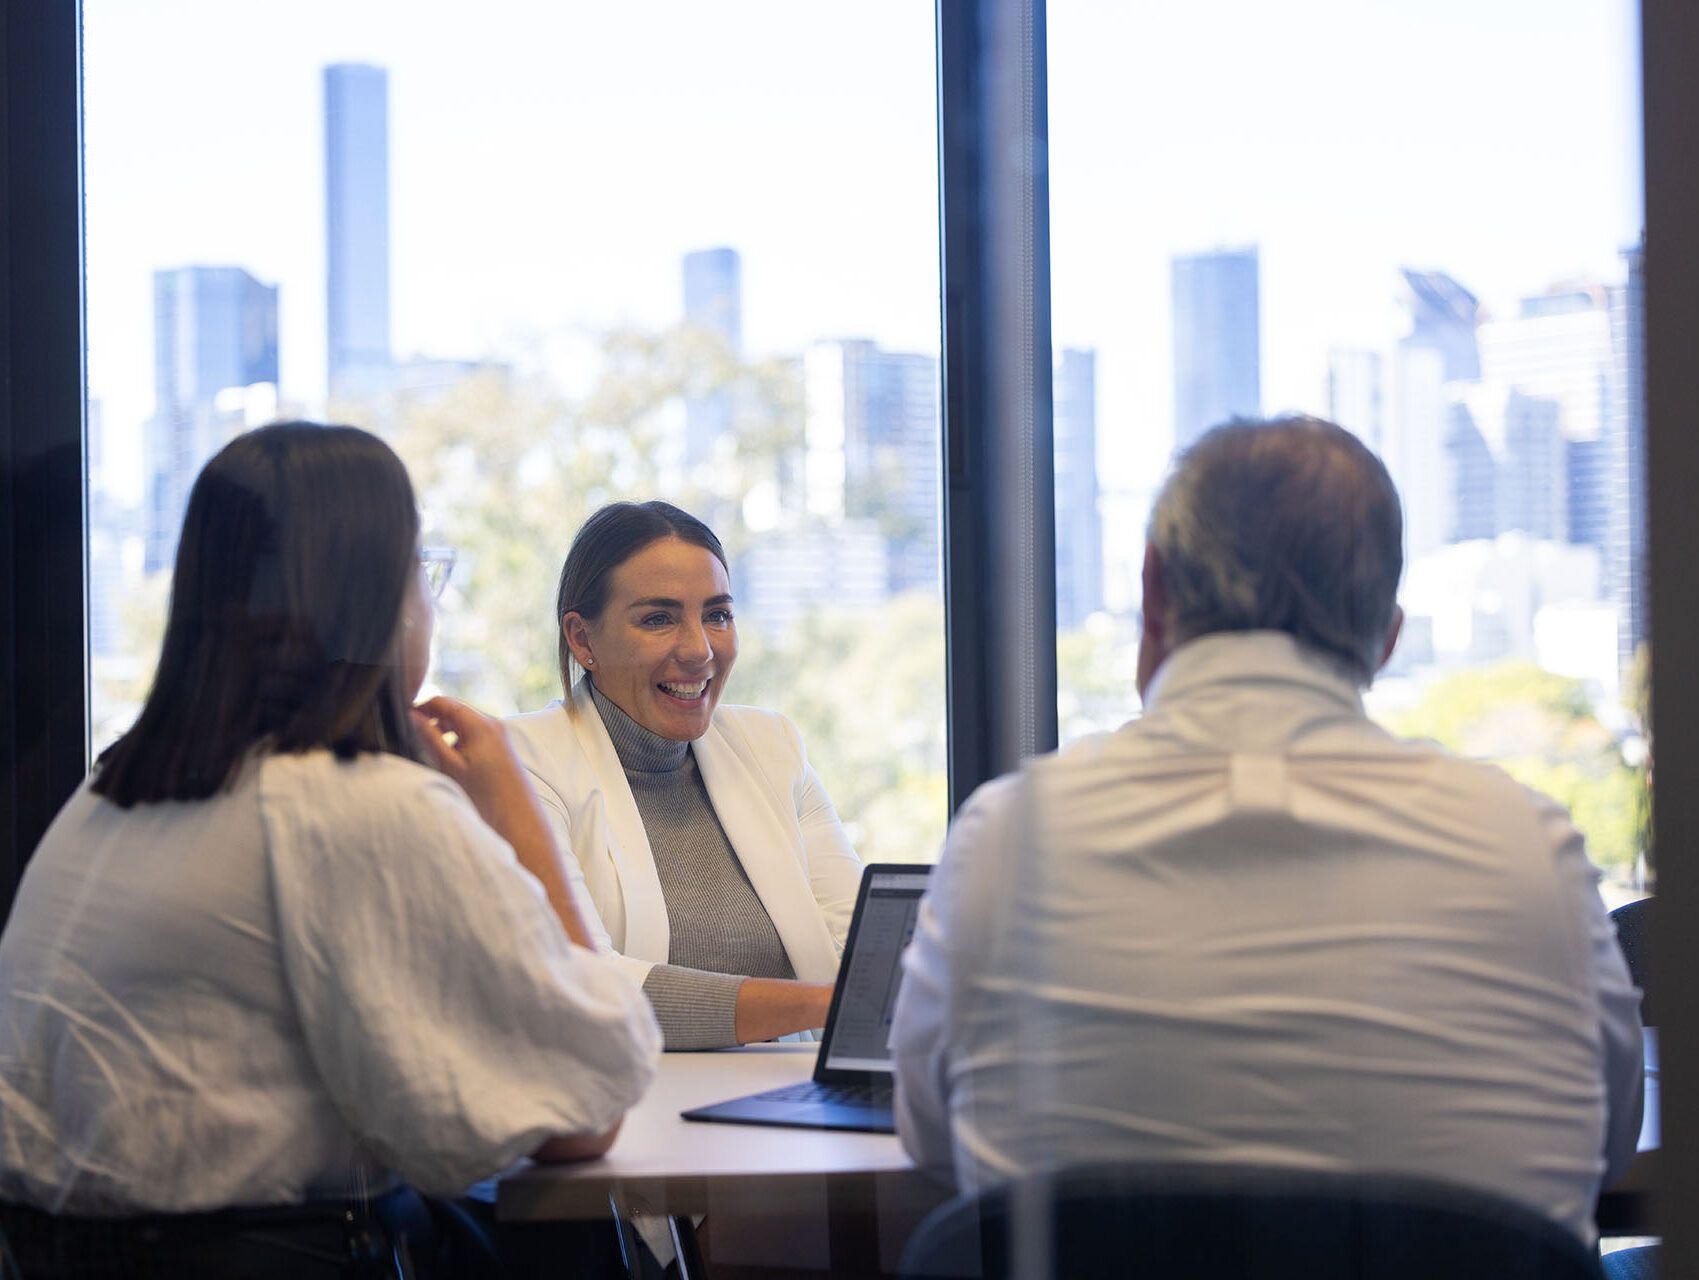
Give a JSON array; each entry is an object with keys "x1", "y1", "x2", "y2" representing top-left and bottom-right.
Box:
[
  {"x1": 892, "y1": 632, "x2": 1643, "y2": 1244},
  {"x1": 0, "y1": 751, "x2": 661, "y2": 1215}
]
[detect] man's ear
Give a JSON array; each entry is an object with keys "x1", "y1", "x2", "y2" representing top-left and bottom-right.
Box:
[
  {"x1": 1137, "y1": 543, "x2": 1171, "y2": 698},
  {"x1": 1374, "y1": 605, "x2": 1404, "y2": 676},
  {"x1": 1141, "y1": 542, "x2": 1169, "y2": 639}
]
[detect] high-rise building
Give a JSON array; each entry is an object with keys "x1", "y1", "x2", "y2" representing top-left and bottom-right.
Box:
[
  {"x1": 1053, "y1": 348, "x2": 1103, "y2": 628},
  {"x1": 325, "y1": 63, "x2": 391, "y2": 400},
  {"x1": 1445, "y1": 384, "x2": 1566, "y2": 545},
  {"x1": 1327, "y1": 348, "x2": 1383, "y2": 452},
  {"x1": 147, "y1": 266, "x2": 279, "y2": 571},
  {"x1": 1401, "y1": 269, "x2": 1482, "y2": 382},
  {"x1": 737, "y1": 523, "x2": 889, "y2": 636},
  {"x1": 1171, "y1": 246, "x2": 1260, "y2": 453},
  {"x1": 1568, "y1": 435, "x2": 1610, "y2": 551},
  {"x1": 682, "y1": 247, "x2": 742, "y2": 465},
  {"x1": 1443, "y1": 401, "x2": 1496, "y2": 544},
  {"x1": 801, "y1": 339, "x2": 940, "y2": 597},
  {"x1": 1611, "y1": 244, "x2": 1647, "y2": 666},
  {"x1": 1479, "y1": 280, "x2": 1630, "y2": 668},
  {"x1": 1385, "y1": 270, "x2": 1482, "y2": 560},
  {"x1": 1480, "y1": 285, "x2": 1613, "y2": 445}
]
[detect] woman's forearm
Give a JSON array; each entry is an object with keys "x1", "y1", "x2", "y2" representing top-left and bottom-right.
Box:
[{"x1": 733, "y1": 978, "x2": 835, "y2": 1044}]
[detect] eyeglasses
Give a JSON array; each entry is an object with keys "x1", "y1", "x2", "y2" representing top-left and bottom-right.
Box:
[{"x1": 419, "y1": 547, "x2": 456, "y2": 600}]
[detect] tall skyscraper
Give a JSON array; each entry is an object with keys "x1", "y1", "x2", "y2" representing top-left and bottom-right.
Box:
[
  {"x1": 325, "y1": 63, "x2": 391, "y2": 400},
  {"x1": 1053, "y1": 348, "x2": 1103, "y2": 628},
  {"x1": 802, "y1": 339, "x2": 940, "y2": 597},
  {"x1": 1171, "y1": 246, "x2": 1260, "y2": 453},
  {"x1": 1480, "y1": 280, "x2": 1630, "y2": 669},
  {"x1": 1480, "y1": 285, "x2": 1613, "y2": 446},
  {"x1": 1610, "y1": 244, "x2": 1647, "y2": 666},
  {"x1": 682, "y1": 247, "x2": 742, "y2": 465},
  {"x1": 1327, "y1": 348, "x2": 1383, "y2": 452},
  {"x1": 1401, "y1": 269, "x2": 1482, "y2": 382},
  {"x1": 1385, "y1": 269, "x2": 1482, "y2": 560},
  {"x1": 147, "y1": 266, "x2": 279, "y2": 571}
]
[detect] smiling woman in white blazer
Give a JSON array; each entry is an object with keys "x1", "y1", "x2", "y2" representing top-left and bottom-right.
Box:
[{"x1": 506, "y1": 501, "x2": 864, "y2": 1049}]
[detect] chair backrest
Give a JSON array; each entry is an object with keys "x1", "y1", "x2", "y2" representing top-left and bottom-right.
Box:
[
  {"x1": 899, "y1": 1163, "x2": 1604, "y2": 1280},
  {"x1": 1610, "y1": 896, "x2": 1656, "y2": 1025}
]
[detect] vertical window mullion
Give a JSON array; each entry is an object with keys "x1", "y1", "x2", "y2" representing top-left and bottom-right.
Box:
[{"x1": 937, "y1": 0, "x2": 1058, "y2": 813}]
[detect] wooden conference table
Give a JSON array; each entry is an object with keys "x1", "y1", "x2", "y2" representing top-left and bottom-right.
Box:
[{"x1": 497, "y1": 1043, "x2": 1658, "y2": 1276}]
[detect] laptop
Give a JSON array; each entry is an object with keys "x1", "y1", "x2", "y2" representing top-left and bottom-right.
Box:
[{"x1": 681, "y1": 863, "x2": 931, "y2": 1133}]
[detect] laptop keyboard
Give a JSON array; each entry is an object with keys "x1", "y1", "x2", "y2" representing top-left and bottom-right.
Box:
[{"x1": 756, "y1": 1081, "x2": 893, "y2": 1107}]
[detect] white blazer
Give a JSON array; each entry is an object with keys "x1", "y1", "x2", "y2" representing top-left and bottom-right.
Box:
[{"x1": 505, "y1": 681, "x2": 864, "y2": 987}]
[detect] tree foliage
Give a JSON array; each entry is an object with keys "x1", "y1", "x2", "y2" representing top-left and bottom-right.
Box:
[
  {"x1": 376, "y1": 332, "x2": 950, "y2": 864},
  {"x1": 1382, "y1": 661, "x2": 1646, "y2": 877}
]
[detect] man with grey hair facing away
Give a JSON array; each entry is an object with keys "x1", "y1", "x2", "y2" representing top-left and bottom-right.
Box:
[{"x1": 890, "y1": 415, "x2": 1642, "y2": 1246}]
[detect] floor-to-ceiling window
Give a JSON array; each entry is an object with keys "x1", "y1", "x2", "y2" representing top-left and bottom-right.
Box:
[
  {"x1": 5, "y1": 0, "x2": 1698, "y2": 1270},
  {"x1": 81, "y1": 0, "x2": 949, "y2": 865},
  {"x1": 1048, "y1": 0, "x2": 1651, "y2": 911}
]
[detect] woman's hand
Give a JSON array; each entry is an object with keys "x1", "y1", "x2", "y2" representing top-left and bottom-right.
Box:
[
  {"x1": 412, "y1": 696, "x2": 535, "y2": 831},
  {"x1": 413, "y1": 696, "x2": 596, "y2": 950}
]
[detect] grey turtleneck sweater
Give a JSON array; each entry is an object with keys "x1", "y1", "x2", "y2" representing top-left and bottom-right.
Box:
[{"x1": 586, "y1": 681, "x2": 795, "y2": 1050}]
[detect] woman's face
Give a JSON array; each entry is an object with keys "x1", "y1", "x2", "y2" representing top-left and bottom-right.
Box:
[
  {"x1": 565, "y1": 536, "x2": 737, "y2": 742},
  {"x1": 400, "y1": 561, "x2": 434, "y2": 702}
]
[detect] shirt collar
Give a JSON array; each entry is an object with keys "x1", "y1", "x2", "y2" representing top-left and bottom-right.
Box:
[{"x1": 1141, "y1": 631, "x2": 1367, "y2": 716}]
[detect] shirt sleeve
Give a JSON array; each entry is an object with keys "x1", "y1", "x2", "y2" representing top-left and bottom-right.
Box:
[
  {"x1": 262, "y1": 757, "x2": 662, "y2": 1196},
  {"x1": 891, "y1": 773, "x2": 1023, "y2": 1184},
  {"x1": 1530, "y1": 789, "x2": 1644, "y2": 1185},
  {"x1": 640, "y1": 965, "x2": 744, "y2": 1050},
  {"x1": 525, "y1": 772, "x2": 658, "y2": 989}
]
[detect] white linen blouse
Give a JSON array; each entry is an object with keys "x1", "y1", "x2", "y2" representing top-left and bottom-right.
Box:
[{"x1": 0, "y1": 750, "x2": 661, "y2": 1215}]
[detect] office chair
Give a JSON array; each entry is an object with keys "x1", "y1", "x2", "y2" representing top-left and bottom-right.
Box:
[
  {"x1": 1610, "y1": 897, "x2": 1656, "y2": 1026},
  {"x1": 899, "y1": 1162, "x2": 1604, "y2": 1279}
]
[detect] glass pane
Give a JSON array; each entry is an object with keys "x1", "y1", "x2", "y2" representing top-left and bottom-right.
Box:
[
  {"x1": 1049, "y1": 0, "x2": 1649, "y2": 901},
  {"x1": 83, "y1": 1, "x2": 945, "y2": 864}
]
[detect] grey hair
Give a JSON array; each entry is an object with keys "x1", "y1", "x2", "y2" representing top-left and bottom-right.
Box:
[{"x1": 1146, "y1": 415, "x2": 1403, "y2": 685}]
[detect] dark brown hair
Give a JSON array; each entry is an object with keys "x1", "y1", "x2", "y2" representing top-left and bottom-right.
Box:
[
  {"x1": 94, "y1": 422, "x2": 423, "y2": 805},
  {"x1": 554, "y1": 501, "x2": 729, "y2": 693},
  {"x1": 1147, "y1": 415, "x2": 1404, "y2": 684}
]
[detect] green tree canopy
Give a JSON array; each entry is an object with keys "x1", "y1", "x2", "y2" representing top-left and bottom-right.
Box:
[{"x1": 1382, "y1": 661, "x2": 1645, "y2": 878}]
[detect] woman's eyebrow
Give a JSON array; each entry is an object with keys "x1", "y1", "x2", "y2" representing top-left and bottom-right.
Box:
[{"x1": 625, "y1": 593, "x2": 735, "y2": 611}]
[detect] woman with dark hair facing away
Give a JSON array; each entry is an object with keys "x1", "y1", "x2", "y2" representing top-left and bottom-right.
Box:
[
  {"x1": 506, "y1": 502, "x2": 864, "y2": 1049},
  {"x1": 0, "y1": 423, "x2": 660, "y2": 1277}
]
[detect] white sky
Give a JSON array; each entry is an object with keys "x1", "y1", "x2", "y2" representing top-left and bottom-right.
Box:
[{"x1": 84, "y1": 0, "x2": 1642, "y2": 504}]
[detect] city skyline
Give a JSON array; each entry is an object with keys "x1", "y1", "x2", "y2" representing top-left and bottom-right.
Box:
[{"x1": 81, "y1": 0, "x2": 1640, "y2": 507}]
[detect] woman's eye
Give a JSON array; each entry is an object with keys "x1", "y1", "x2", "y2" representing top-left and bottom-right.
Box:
[
  {"x1": 641, "y1": 613, "x2": 672, "y2": 628},
  {"x1": 707, "y1": 609, "x2": 734, "y2": 626}
]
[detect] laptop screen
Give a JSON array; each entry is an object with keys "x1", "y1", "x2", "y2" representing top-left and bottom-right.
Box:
[{"x1": 817, "y1": 866, "x2": 930, "y2": 1077}]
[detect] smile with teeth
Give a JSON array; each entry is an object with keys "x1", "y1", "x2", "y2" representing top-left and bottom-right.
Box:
[{"x1": 658, "y1": 680, "x2": 710, "y2": 700}]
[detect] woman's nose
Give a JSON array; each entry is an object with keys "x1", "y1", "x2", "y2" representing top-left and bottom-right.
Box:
[{"x1": 675, "y1": 622, "x2": 711, "y2": 663}]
